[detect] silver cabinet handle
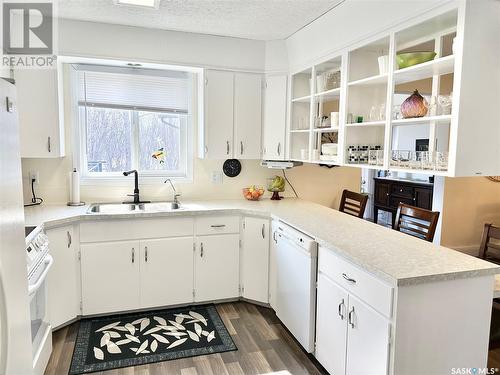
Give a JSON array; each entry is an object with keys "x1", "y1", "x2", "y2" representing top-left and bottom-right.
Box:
[
  {"x1": 132, "y1": 248, "x2": 135, "y2": 263},
  {"x1": 144, "y1": 246, "x2": 148, "y2": 263},
  {"x1": 261, "y1": 224, "x2": 265, "y2": 239},
  {"x1": 338, "y1": 299, "x2": 345, "y2": 320},
  {"x1": 226, "y1": 141, "x2": 230, "y2": 155},
  {"x1": 200, "y1": 243, "x2": 204, "y2": 258},
  {"x1": 348, "y1": 307, "x2": 355, "y2": 328},
  {"x1": 277, "y1": 142, "x2": 281, "y2": 156},
  {"x1": 240, "y1": 141, "x2": 243, "y2": 155},
  {"x1": 47, "y1": 136, "x2": 51, "y2": 153},
  {"x1": 273, "y1": 231, "x2": 277, "y2": 243},
  {"x1": 342, "y1": 273, "x2": 356, "y2": 283},
  {"x1": 210, "y1": 224, "x2": 226, "y2": 228},
  {"x1": 67, "y1": 231, "x2": 72, "y2": 248}
]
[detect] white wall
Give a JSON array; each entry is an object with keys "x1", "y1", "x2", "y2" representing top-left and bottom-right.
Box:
[
  {"x1": 265, "y1": 40, "x2": 289, "y2": 73},
  {"x1": 285, "y1": 0, "x2": 453, "y2": 71}
]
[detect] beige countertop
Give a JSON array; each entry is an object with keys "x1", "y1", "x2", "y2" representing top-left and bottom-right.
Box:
[{"x1": 24, "y1": 198, "x2": 499, "y2": 287}]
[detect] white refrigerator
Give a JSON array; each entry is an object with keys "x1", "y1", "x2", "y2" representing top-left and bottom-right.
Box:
[{"x1": 0, "y1": 77, "x2": 34, "y2": 375}]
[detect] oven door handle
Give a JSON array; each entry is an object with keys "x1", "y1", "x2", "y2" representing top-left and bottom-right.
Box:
[{"x1": 28, "y1": 254, "x2": 53, "y2": 297}]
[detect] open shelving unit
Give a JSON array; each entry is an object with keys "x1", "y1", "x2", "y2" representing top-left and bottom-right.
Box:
[
  {"x1": 288, "y1": 7, "x2": 461, "y2": 175},
  {"x1": 288, "y1": 56, "x2": 344, "y2": 163}
]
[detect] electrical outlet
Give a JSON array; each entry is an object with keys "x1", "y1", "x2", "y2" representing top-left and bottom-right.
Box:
[
  {"x1": 29, "y1": 171, "x2": 39, "y2": 184},
  {"x1": 211, "y1": 171, "x2": 223, "y2": 184}
]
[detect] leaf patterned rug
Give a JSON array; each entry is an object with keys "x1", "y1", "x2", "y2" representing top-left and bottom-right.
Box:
[{"x1": 69, "y1": 305, "x2": 237, "y2": 374}]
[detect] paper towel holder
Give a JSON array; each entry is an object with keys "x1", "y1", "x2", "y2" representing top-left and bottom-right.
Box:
[{"x1": 67, "y1": 168, "x2": 86, "y2": 206}]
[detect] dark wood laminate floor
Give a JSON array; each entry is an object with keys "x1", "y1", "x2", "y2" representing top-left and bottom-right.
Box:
[
  {"x1": 489, "y1": 347, "x2": 500, "y2": 370},
  {"x1": 44, "y1": 302, "x2": 327, "y2": 375}
]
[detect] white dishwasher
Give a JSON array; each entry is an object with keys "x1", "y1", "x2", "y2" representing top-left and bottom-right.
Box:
[{"x1": 275, "y1": 222, "x2": 318, "y2": 353}]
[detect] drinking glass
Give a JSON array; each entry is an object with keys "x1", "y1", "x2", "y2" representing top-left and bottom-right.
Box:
[
  {"x1": 428, "y1": 96, "x2": 438, "y2": 117},
  {"x1": 438, "y1": 95, "x2": 452, "y2": 115},
  {"x1": 391, "y1": 150, "x2": 400, "y2": 167},
  {"x1": 421, "y1": 151, "x2": 433, "y2": 170},
  {"x1": 399, "y1": 150, "x2": 411, "y2": 168},
  {"x1": 368, "y1": 150, "x2": 378, "y2": 165},
  {"x1": 409, "y1": 151, "x2": 422, "y2": 169},
  {"x1": 376, "y1": 150, "x2": 385, "y2": 166},
  {"x1": 435, "y1": 151, "x2": 449, "y2": 171},
  {"x1": 369, "y1": 105, "x2": 378, "y2": 121},
  {"x1": 379, "y1": 103, "x2": 386, "y2": 121},
  {"x1": 392, "y1": 105, "x2": 402, "y2": 120}
]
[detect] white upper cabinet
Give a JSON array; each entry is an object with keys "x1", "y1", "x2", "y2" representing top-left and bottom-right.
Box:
[
  {"x1": 204, "y1": 70, "x2": 234, "y2": 159},
  {"x1": 14, "y1": 68, "x2": 65, "y2": 158},
  {"x1": 263, "y1": 75, "x2": 287, "y2": 160},
  {"x1": 234, "y1": 73, "x2": 263, "y2": 159},
  {"x1": 202, "y1": 69, "x2": 262, "y2": 159},
  {"x1": 241, "y1": 217, "x2": 269, "y2": 303}
]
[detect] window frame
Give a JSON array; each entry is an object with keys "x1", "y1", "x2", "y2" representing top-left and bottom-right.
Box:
[{"x1": 66, "y1": 58, "x2": 198, "y2": 185}]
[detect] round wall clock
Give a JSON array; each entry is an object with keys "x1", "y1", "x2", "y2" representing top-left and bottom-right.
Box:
[
  {"x1": 487, "y1": 176, "x2": 500, "y2": 182},
  {"x1": 223, "y1": 159, "x2": 241, "y2": 177}
]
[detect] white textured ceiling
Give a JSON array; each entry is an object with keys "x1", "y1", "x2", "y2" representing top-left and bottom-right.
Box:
[{"x1": 57, "y1": 0, "x2": 343, "y2": 40}]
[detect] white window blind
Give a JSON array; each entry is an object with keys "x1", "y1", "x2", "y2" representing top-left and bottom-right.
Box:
[{"x1": 77, "y1": 65, "x2": 190, "y2": 113}]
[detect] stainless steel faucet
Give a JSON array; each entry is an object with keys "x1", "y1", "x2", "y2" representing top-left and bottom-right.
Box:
[{"x1": 164, "y1": 179, "x2": 181, "y2": 209}]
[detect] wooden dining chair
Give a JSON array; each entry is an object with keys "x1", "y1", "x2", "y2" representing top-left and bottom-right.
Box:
[
  {"x1": 339, "y1": 189, "x2": 368, "y2": 218},
  {"x1": 477, "y1": 224, "x2": 500, "y2": 348},
  {"x1": 479, "y1": 223, "x2": 500, "y2": 263},
  {"x1": 393, "y1": 203, "x2": 440, "y2": 242}
]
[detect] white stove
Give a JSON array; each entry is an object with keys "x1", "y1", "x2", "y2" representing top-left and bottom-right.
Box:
[{"x1": 25, "y1": 225, "x2": 53, "y2": 375}]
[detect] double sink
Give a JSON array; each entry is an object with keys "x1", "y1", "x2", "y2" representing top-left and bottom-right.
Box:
[{"x1": 87, "y1": 202, "x2": 186, "y2": 214}]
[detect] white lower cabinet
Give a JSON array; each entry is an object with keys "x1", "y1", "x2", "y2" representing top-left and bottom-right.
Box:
[
  {"x1": 241, "y1": 217, "x2": 269, "y2": 303},
  {"x1": 316, "y1": 273, "x2": 348, "y2": 375},
  {"x1": 269, "y1": 220, "x2": 279, "y2": 309},
  {"x1": 46, "y1": 225, "x2": 80, "y2": 328},
  {"x1": 316, "y1": 247, "x2": 391, "y2": 375},
  {"x1": 81, "y1": 240, "x2": 141, "y2": 315},
  {"x1": 345, "y1": 294, "x2": 390, "y2": 375},
  {"x1": 140, "y1": 238, "x2": 194, "y2": 309},
  {"x1": 81, "y1": 238, "x2": 195, "y2": 315},
  {"x1": 316, "y1": 272, "x2": 390, "y2": 375},
  {"x1": 194, "y1": 234, "x2": 240, "y2": 302}
]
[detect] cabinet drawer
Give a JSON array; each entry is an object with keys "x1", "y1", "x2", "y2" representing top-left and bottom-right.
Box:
[
  {"x1": 195, "y1": 216, "x2": 240, "y2": 235},
  {"x1": 390, "y1": 196, "x2": 414, "y2": 208},
  {"x1": 318, "y1": 247, "x2": 393, "y2": 318},
  {"x1": 391, "y1": 184, "x2": 414, "y2": 197},
  {"x1": 80, "y1": 218, "x2": 194, "y2": 242}
]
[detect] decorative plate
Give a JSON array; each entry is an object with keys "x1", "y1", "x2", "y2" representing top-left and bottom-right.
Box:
[
  {"x1": 223, "y1": 159, "x2": 241, "y2": 178},
  {"x1": 487, "y1": 176, "x2": 500, "y2": 182}
]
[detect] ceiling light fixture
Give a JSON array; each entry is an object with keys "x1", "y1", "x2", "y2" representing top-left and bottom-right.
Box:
[{"x1": 114, "y1": 0, "x2": 160, "y2": 9}]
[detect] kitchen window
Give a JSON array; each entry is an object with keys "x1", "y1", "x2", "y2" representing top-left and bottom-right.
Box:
[{"x1": 75, "y1": 64, "x2": 193, "y2": 181}]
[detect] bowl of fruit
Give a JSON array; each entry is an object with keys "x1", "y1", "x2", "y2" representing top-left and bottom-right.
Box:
[{"x1": 243, "y1": 186, "x2": 265, "y2": 201}]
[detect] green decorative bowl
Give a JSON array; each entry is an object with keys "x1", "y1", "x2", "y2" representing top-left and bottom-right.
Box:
[{"x1": 396, "y1": 52, "x2": 437, "y2": 69}]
